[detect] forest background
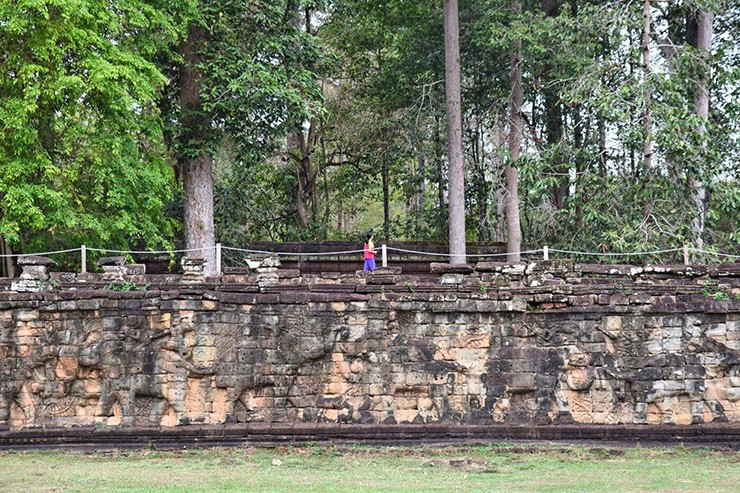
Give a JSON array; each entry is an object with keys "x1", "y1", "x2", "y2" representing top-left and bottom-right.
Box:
[{"x1": 0, "y1": 0, "x2": 738, "y2": 273}]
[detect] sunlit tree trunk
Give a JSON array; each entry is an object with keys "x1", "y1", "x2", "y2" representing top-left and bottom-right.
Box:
[
  {"x1": 506, "y1": 1, "x2": 523, "y2": 263},
  {"x1": 444, "y1": 0, "x2": 466, "y2": 264},
  {"x1": 180, "y1": 24, "x2": 216, "y2": 275},
  {"x1": 689, "y1": 10, "x2": 712, "y2": 249}
]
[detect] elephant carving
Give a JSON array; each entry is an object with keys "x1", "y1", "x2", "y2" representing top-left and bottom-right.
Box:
[
  {"x1": 79, "y1": 328, "x2": 209, "y2": 426},
  {"x1": 212, "y1": 313, "x2": 349, "y2": 423}
]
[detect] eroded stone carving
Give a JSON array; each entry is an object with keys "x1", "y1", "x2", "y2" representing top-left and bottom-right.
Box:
[{"x1": 0, "y1": 264, "x2": 738, "y2": 429}]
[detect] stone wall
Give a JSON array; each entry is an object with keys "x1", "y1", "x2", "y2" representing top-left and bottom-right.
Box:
[{"x1": 1, "y1": 261, "x2": 739, "y2": 430}]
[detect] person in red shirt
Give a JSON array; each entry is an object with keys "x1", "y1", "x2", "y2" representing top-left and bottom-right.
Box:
[{"x1": 363, "y1": 232, "x2": 377, "y2": 272}]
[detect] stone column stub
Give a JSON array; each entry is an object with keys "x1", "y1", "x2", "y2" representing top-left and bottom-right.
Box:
[
  {"x1": 181, "y1": 257, "x2": 207, "y2": 284},
  {"x1": 98, "y1": 256, "x2": 146, "y2": 281},
  {"x1": 12, "y1": 255, "x2": 56, "y2": 292}
]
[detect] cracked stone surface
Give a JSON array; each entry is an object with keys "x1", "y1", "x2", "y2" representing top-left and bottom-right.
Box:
[{"x1": 0, "y1": 262, "x2": 738, "y2": 428}]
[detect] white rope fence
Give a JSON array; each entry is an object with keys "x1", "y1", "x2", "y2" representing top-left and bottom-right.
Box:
[
  {"x1": 87, "y1": 247, "x2": 216, "y2": 255},
  {"x1": 693, "y1": 249, "x2": 740, "y2": 259},
  {"x1": 0, "y1": 247, "x2": 83, "y2": 258},
  {"x1": 1, "y1": 243, "x2": 738, "y2": 275},
  {"x1": 386, "y1": 246, "x2": 546, "y2": 258},
  {"x1": 548, "y1": 248, "x2": 683, "y2": 257},
  {"x1": 221, "y1": 246, "x2": 365, "y2": 256}
]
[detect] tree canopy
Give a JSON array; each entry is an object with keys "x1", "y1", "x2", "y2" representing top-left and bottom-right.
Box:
[
  {"x1": 1, "y1": 0, "x2": 737, "y2": 267},
  {"x1": 0, "y1": 0, "x2": 177, "y2": 257}
]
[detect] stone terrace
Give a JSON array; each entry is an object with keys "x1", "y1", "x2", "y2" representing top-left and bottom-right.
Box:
[{"x1": 0, "y1": 258, "x2": 738, "y2": 440}]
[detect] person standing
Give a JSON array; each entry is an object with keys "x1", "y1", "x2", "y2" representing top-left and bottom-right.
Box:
[{"x1": 363, "y1": 232, "x2": 377, "y2": 272}]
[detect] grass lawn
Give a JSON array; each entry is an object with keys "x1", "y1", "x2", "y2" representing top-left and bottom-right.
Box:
[{"x1": 0, "y1": 444, "x2": 737, "y2": 492}]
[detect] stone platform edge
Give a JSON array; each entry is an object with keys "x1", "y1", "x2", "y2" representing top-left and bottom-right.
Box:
[{"x1": 2, "y1": 423, "x2": 739, "y2": 450}]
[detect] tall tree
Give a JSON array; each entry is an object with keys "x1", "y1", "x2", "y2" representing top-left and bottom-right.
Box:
[
  {"x1": 689, "y1": 9, "x2": 712, "y2": 249},
  {"x1": 179, "y1": 24, "x2": 216, "y2": 274},
  {"x1": 168, "y1": 0, "x2": 323, "y2": 272},
  {"x1": 506, "y1": 1, "x2": 523, "y2": 263},
  {"x1": 285, "y1": 1, "x2": 319, "y2": 229},
  {"x1": 0, "y1": 0, "x2": 176, "y2": 264},
  {"x1": 540, "y1": 0, "x2": 568, "y2": 210},
  {"x1": 211, "y1": 0, "x2": 739, "y2": 260},
  {"x1": 642, "y1": 0, "x2": 653, "y2": 169},
  {"x1": 444, "y1": 0, "x2": 466, "y2": 264}
]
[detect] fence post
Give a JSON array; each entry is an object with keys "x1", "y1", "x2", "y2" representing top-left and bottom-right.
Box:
[
  {"x1": 216, "y1": 243, "x2": 222, "y2": 276},
  {"x1": 683, "y1": 244, "x2": 690, "y2": 266},
  {"x1": 543, "y1": 245, "x2": 549, "y2": 261},
  {"x1": 81, "y1": 245, "x2": 87, "y2": 273},
  {"x1": 381, "y1": 244, "x2": 387, "y2": 268}
]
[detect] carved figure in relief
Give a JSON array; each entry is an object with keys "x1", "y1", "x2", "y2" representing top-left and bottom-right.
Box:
[
  {"x1": 483, "y1": 345, "x2": 564, "y2": 424},
  {"x1": 79, "y1": 326, "x2": 206, "y2": 426},
  {"x1": 212, "y1": 312, "x2": 349, "y2": 423},
  {"x1": 697, "y1": 336, "x2": 740, "y2": 423},
  {"x1": 4, "y1": 328, "x2": 64, "y2": 426},
  {"x1": 0, "y1": 345, "x2": 17, "y2": 424}
]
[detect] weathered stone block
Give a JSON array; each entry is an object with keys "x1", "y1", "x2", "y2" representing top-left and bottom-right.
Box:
[
  {"x1": 181, "y1": 257, "x2": 207, "y2": 284},
  {"x1": 13, "y1": 257, "x2": 56, "y2": 292},
  {"x1": 431, "y1": 263, "x2": 474, "y2": 274}
]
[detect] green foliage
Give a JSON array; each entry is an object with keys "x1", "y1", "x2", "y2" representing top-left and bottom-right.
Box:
[
  {"x1": 105, "y1": 281, "x2": 151, "y2": 291},
  {"x1": 207, "y1": 0, "x2": 738, "y2": 257},
  {"x1": 0, "y1": 0, "x2": 176, "y2": 260},
  {"x1": 1, "y1": 0, "x2": 738, "y2": 262},
  {"x1": 158, "y1": 0, "x2": 325, "y2": 162},
  {"x1": 701, "y1": 276, "x2": 729, "y2": 300}
]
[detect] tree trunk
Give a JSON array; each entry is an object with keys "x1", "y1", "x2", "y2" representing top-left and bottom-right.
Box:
[
  {"x1": 506, "y1": 1, "x2": 523, "y2": 263},
  {"x1": 444, "y1": 0, "x2": 466, "y2": 264},
  {"x1": 473, "y1": 116, "x2": 489, "y2": 242},
  {"x1": 495, "y1": 191, "x2": 506, "y2": 243},
  {"x1": 382, "y1": 149, "x2": 390, "y2": 241},
  {"x1": 571, "y1": 0, "x2": 584, "y2": 228},
  {"x1": 307, "y1": 126, "x2": 318, "y2": 220},
  {"x1": 493, "y1": 121, "x2": 507, "y2": 244},
  {"x1": 288, "y1": 131, "x2": 310, "y2": 227},
  {"x1": 434, "y1": 109, "x2": 446, "y2": 236},
  {"x1": 286, "y1": 1, "x2": 314, "y2": 229},
  {"x1": 573, "y1": 105, "x2": 584, "y2": 228},
  {"x1": 642, "y1": 0, "x2": 653, "y2": 169},
  {"x1": 416, "y1": 155, "x2": 425, "y2": 236},
  {"x1": 689, "y1": 10, "x2": 712, "y2": 249},
  {"x1": 180, "y1": 24, "x2": 216, "y2": 275},
  {"x1": 337, "y1": 196, "x2": 345, "y2": 232},
  {"x1": 541, "y1": 1, "x2": 567, "y2": 210},
  {"x1": 0, "y1": 236, "x2": 14, "y2": 278},
  {"x1": 598, "y1": 114, "x2": 607, "y2": 180}
]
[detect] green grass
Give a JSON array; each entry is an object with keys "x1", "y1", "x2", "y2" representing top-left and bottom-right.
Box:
[{"x1": 0, "y1": 444, "x2": 737, "y2": 492}]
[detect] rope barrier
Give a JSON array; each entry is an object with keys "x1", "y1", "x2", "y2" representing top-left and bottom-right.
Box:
[
  {"x1": 385, "y1": 247, "x2": 545, "y2": 258},
  {"x1": 86, "y1": 247, "x2": 215, "y2": 255},
  {"x1": 2, "y1": 244, "x2": 738, "y2": 264},
  {"x1": 688, "y1": 248, "x2": 740, "y2": 259},
  {"x1": 0, "y1": 247, "x2": 82, "y2": 258},
  {"x1": 549, "y1": 248, "x2": 683, "y2": 257},
  {"x1": 222, "y1": 246, "x2": 365, "y2": 256},
  {"x1": 221, "y1": 246, "x2": 275, "y2": 255}
]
